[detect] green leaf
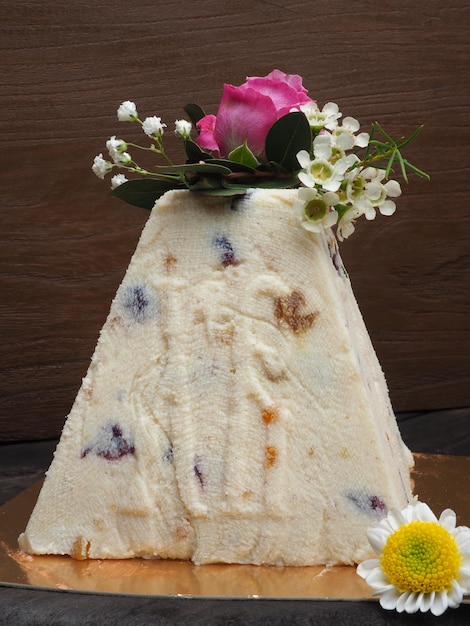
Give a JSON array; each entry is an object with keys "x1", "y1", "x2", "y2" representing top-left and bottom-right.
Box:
[
  {"x1": 221, "y1": 177, "x2": 299, "y2": 190},
  {"x1": 265, "y1": 112, "x2": 311, "y2": 172},
  {"x1": 227, "y1": 141, "x2": 261, "y2": 168},
  {"x1": 197, "y1": 188, "x2": 248, "y2": 197},
  {"x1": 184, "y1": 139, "x2": 212, "y2": 163},
  {"x1": 184, "y1": 103, "x2": 206, "y2": 125},
  {"x1": 153, "y1": 162, "x2": 232, "y2": 175},
  {"x1": 205, "y1": 158, "x2": 257, "y2": 173},
  {"x1": 110, "y1": 179, "x2": 181, "y2": 210},
  {"x1": 335, "y1": 203, "x2": 351, "y2": 221}
]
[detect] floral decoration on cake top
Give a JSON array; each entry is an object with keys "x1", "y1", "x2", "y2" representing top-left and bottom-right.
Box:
[{"x1": 92, "y1": 69, "x2": 428, "y2": 240}]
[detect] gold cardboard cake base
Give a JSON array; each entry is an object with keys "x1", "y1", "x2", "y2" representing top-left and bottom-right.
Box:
[{"x1": 1, "y1": 454, "x2": 469, "y2": 599}]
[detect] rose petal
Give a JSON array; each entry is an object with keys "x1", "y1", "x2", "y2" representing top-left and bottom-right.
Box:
[
  {"x1": 196, "y1": 115, "x2": 220, "y2": 154},
  {"x1": 214, "y1": 84, "x2": 278, "y2": 157}
]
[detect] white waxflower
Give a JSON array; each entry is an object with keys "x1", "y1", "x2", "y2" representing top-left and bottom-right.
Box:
[
  {"x1": 357, "y1": 501, "x2": 470, "y2": 616},
  {"x1": 346, "y1": 167, "x2": 401, "y2": 220},
  {"x1": 333, "y1": 116, "x2": 370, "y2": 152},
  {"x1": 297, "y1": 140, "x2": 359, "y2": 192},
  {"x1": 106, "y1": 136, "x2": 130, "y2": 164},
  {"x1": 300, "y1": 101, "x2": 342, "y2": 131},
  {"x1": 174, "y1": 119, "x2": 192, "y2": 138},
  {"x1": 117, "y1": 101, "x2": 138, "y2": 122},
  {"x1": 92, "y1": 153, "x2": 112, "y2": 179},
  {"x1": 142, "y1": 116, "x2": 166, "y2": 138},
  {"x1": 336, "y1": 206, "x2": 360, "y2": 241},
  {"x1": 110, "y1": 174, "x2": 128, "y2": 189},
  {"x1": 294, "y1": 187, "x2": 339, "y2": 233}
]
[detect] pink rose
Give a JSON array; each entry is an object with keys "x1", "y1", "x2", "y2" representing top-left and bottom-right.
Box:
[{"x1": 196, "y1": 70, "x2": 314, "y2": 159}]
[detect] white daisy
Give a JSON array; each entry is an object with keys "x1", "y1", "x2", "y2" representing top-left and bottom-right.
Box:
[{"x1": 357, "y1": 501, "x2": 470, "y2": 616}]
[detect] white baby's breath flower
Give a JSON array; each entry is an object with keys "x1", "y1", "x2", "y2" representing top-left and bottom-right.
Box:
[
  {"x1": 142, "y1": 116, "x2": 167, "y2": 138},
  {"x1": 117, "y1": 101, "x2": 138, "y2": 122},
  {"x1": 92, "y1": 153, "x2": 112, "y2": 179},
  {"x1": 174, "y1": 119, "x2": 192, "y2": 138},
  {"x1": 110, "y1": 173, "x2": 128, "y2": 190},
  {"x1": 357, "y1": 501, "x2": 470, "y2": 616},
  {"x1": 106, "y1": 136, "x2": 130, "y2": 164}
]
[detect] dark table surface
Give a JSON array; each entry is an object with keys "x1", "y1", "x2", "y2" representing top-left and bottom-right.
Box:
[{"x1": 1, "y1": 408, "x2": 469, "y2": 625}]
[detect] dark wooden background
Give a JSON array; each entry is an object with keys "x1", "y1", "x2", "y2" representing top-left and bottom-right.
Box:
[{"x1": 1, "y1": 1, "x2": 469, "y2": 442}]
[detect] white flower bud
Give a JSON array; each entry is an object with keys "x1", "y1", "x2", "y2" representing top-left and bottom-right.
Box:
[
  {"x1": 174, "y1": 119, "x2": 192, "y2": 138},
  {"x1": 142, "y1": 116, "x2": 166, "y2": 138},
  {"x1": 92, "y1": 153, "x2": 112, "y2": 179},
  {"x1": 117, "y1": 101, "x2": 138, "y2": 122},
  {"x1": 106, "y1": 136, "x2": 129, "y2": 164},
  {"x1": 110, "y1": 174, "x2": 128, "y2": 189}
]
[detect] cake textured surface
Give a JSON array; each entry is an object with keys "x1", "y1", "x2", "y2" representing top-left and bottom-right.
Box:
[{"x1": 19, "y1": 189, "x2": 413, "y2": 565}]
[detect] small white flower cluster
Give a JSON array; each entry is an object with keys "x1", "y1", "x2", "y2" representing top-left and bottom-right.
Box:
[
  {"x1": 92, "y1": 101, "x2": 192, "y2": 190},
  {"x1": 294, "y1": 102, "x2": 402, "y2": 240}
]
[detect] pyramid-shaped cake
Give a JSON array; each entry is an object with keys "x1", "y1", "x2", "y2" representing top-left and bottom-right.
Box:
[{"x1": 19, "y1": 189, "x2": 413, "y2": 565}]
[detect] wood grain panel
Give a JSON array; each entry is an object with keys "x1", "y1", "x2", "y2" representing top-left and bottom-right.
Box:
[{"x1": 1, "y1": 1, "x2": 469, "y2": 440}]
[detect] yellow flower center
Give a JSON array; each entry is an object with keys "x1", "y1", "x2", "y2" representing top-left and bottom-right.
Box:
[{"x1": 381, "y1": 521, "x2": 462, "y2": 593}]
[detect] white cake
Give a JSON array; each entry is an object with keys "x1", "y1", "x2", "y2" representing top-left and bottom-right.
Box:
[{"x1": 19, "y1": 189, "x2": 413, "y2": 565}]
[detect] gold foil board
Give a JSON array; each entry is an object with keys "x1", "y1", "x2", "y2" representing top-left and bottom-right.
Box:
[{"x1": 1, "y1": 454, "x2": 469, "y2": 600}]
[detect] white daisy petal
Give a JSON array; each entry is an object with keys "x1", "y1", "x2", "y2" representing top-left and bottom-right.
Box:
[
  {"x1": 439, "y1": 508, "x2": 457, "y2": 531},
  {"x1": 404, "y1": 591, "x2": 422, "y2": 614},
  {"x1": 456, "y1": 530, "x2": 470, "y2": 554},
  {"x1": 430, "y1": 590, "x2": 449, "y2": 616},
  {"x1": 395, "y1": 590, "x2": 412, "y2": 613},
  {"x1": 379, "y1": 587, "x2": 401, "y2": 611},
  {"x1": 419, "y1": 591, "x2": 434, "y2": 613},
  {"x1": 413, "y1": 501, "x2": 438, "y2": 522},
  {"x1": 356, "y1": 559, "x2": 379, "y2": 578},
  {"x1": 387, "y1": 508, "x2": 406, "y2": 530},
  {"x1": 367, "y1": 527, "x2": 390, "y2": 553},
  {"x1": 365, "y1": 568, "x2": 390, "y2": 591},
  {"x1": 457, "y1": 567, "x2": 470, "y2": 592},
  {"x1": 447, "y1": 579, "x2": 464, "y2": 608}
]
